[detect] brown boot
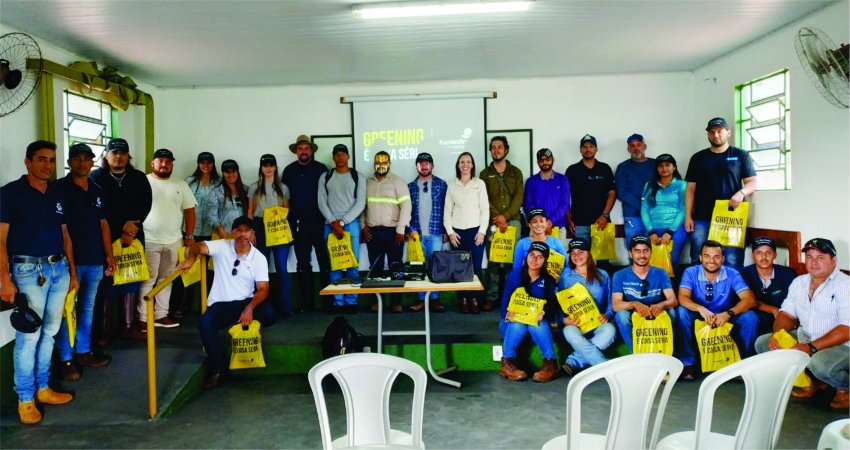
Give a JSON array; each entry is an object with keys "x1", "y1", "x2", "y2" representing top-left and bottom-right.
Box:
[
  {"x1": 36, "y1": 388, "x2": 73, "y2": 405},
  {"x1": 533, "y1": 358, "x2": 559, "y2": 383},
  {"x1": 18, "y1": 401, "x2": 41, "y2": 425},
  {"x1": 499, "y1": 358, "x2": 528, "y2": 381},
  {"x1": 830, "y1": 389, "x2": 849, "y2": 410}
]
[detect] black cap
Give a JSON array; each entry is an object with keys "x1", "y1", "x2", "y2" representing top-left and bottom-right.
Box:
[
  {"x1": 629, "y1": 235, "x2": 651, "y2": 250},
  {"x1": 153, "y1": 148, "x2": 175, "y2": 160},
  {"x1": 802, "y1": 238, "x2": 836, "y2": 257},
  {"x1": 415, "y1": 153, "x2": 434, "y2": 164},
  {"x1": 69, "y1": 143, "x2": 95, "y2": 158},
  {"x1": 580, "y1": 134, "x2": 597, "y2": 147},
  {"x1": 529, "y1": 241, "x2": 550, "y2": 259},
  {"x1": 569, "y1": 238, "x2": 590, "y2": 252},
  {"x1": 260, "y1": 154, "x2": 277, "y2": 165},
  {"x1": 231, "y1": 216, "x2": 254, "y2": 230},
  {"x1": 536, "y1": 148, "x2": 553, "y2": 160},
  {"x1": 706, "y1": 117, "x2": 729, "y2": 130},
  {"x1": 332, "y1": 144, "x2": 349, "y2": 155},
  {"x1": 107, "y1": 138, "x2": 129, "y2": 153},
  {"x1": 221, "y1": 159, "x2": 239, "y2": 171},
  {"x1": 751, "y1": 236, "x2": 776, "y2": 252},
  {"x1": 197, "y1": 152, "x2": 215, "y2": 163},
  {"x1": 528, "y1": 208, "x2": 547, "y2": 220},
  {"x1": 10, "y1": 294, "x2": 42, "y2": 333},
  {"x1": 656, "y1": 153, "x2": 677, "y2": 166}
]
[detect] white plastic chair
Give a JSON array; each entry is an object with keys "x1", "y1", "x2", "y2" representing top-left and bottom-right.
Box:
[
  {"x1": 541, "y1": 353, "x2": 683, "y2": 450},
  {"x1": 308, "y1": 353, "x2": 427, "y2": 449},
  {"x1": 817, "y1": 418, "x2": 850, "y2": 450},
  {"x1": 655, "y1": 349, "x2": 810, "y2": 450}
]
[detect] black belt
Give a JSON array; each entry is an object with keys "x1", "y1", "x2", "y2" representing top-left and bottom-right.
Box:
[{"x1": 12, "y1": 254, "x2": 64, "y2": 264}]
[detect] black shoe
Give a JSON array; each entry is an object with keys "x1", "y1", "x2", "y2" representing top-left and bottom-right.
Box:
[
  {"x1": 343, "y1": 304, "x2": 358, "y2": 315},
  {"x1": 75, "y1": 351, "x2": 111, "y2": 368},
  {"x1": 328, "y1": 305, "x2": 343, "y2": 315}
]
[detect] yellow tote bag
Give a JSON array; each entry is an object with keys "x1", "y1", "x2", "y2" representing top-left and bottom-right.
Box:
[
  {"x1": 707, "y1": 200, "x2": 749, "y2": 248},
  {"x1": 63, "y1": 289, "x2": 77, "y2": 348},
  {"x1": 649, "y1": 241, "x2": 675, "y2": 277},
  {"x1": 546, "y1": 250, "x2": 566, "y2": 281},
  {"x1": 556, "y1": 282, "x2": 601, "y2": 334},
  {"x1": 773, "y1": 329, "x2": 813, "y2": 388},
  {"x1": 177, "y1": 246, "x2": 202, "y2": 287},
  {"x1": 632, "y1": 311, "x2": 674, "y2": 355},
  {"x1": 550, "y1": 226, "x2": 560, "y2": 238},
  {"x1": 112, "y1": 239, "x2": 151, "y2": 285},
  {"x1": 489, "y1": 226, "x2": 517, "y2": 263},
  {"x1": 327, "y1": 232, "x2": 358, "y2": 271},
  {"x1": 263, "y1": 206, "x2": 294, "y2": 247},
  {"x1": 590, "y1": 223, "x2": 617, "y2": 261},
  {"x1": 229, "y1": 320, "x2": 266, "y2": 370},
  {"x1": 506, "y1": 288, "x2": 546, "y2": 326},
  {"x1": 695, "y1": 320, "x2": 741, "y2": 372},
  {"x1": 407, "y1": 233, "x2": 425, "y2": 263}
]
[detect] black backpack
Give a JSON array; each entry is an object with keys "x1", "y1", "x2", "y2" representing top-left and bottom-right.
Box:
[
  {"x1": 324, "y1": 169, "x2": 359, "y2": 199},
  {"x1": 321, "y1": 315, "x2": 364, "y2": 359}
]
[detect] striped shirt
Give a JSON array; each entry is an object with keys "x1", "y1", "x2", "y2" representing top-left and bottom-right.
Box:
[
  {"x1": 781, "y1": 268, "x2": 850, "y2": 347},
  {"x1": 362, "y1": 172, "x2": 412, "y2": 234}
]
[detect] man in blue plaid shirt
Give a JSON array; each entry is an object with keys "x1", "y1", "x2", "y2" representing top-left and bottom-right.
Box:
[{"x1": 407, "y1": 153, "x2": 447, "y2": 312}]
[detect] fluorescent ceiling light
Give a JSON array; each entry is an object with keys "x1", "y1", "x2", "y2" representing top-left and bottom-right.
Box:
[{"x1": 352, "y1": 1, "x2": 534, "y2": 19}]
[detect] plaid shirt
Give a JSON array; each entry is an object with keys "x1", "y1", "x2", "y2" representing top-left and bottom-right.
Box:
[{"x1": 408, "y1": 176, "x2": 447, "y2": 236}]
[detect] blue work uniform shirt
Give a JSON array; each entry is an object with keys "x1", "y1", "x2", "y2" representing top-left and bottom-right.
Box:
[
  {"x1": 739, "y1": 264, "x2": 798, "y2": 309},
  {"x1": 612, "y1": 266, "x2": 672, "y2": 305},
  {"x1": 0, "y1": 176, "x2": 66, "y2": 257},
  {"x1": 680, "y1": 264, "x2": 750, "y2": 312},
  {"x1": 55, "y1": 175, "x2": 107, "y2": 265}
]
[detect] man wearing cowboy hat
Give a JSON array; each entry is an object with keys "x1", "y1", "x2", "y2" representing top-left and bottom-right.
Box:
[{"x1": 281, "y1": 134, "x2": 330, "y2": 312}]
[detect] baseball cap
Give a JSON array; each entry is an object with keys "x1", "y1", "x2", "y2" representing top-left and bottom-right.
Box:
[
  {"x1": 656, "y1": 154, "x2": 677, "y2": 166},
  {"x1": 153, "y1": 148, "x2": 175, "y2": 161},
  {"x1": 568, "y1": 238, "x2": 590, "y2": 252},
  {"x1": 580, "y1": 134, "x2": 597, "y2": 147},
  {"x1": 802, "y1": 238, "x2": 836, "y2": 257},
  {"x1": 629, "y1": 235, "x2": 651, "y2": 250},
  {"x1": 10, "y1": 294, "x2": 42, "y2": 333},
  {"x1": 332, "y1": 144, "x2": 349, "y2": 155},
  {"x1": 69, "y1": 143, "x2": 95, "y2": 158},
  {"x1": 527, "y1": 208, "x2": 547, "y2": 220},
  {"x1": 627, "y1": 133, "x2": 644, "y2": 144},
  {"x1": 260, "y1": 154, "x2": 277, "y2": 165},
  {"x1": 231, "y1": 216, "x2": 254, "y2": 230},
  {"x1": 751, "y1": 236, "x2": 776, "y2": 252},
  {"x1": 221, "y1": 159, "x2": 239, "y2": 171},
  {"x1": 197, "y1": 152, "x2": 215, "y2": 163},
  {"x1": 529, "y1": 241, "x2": 550, "y2": 259},
  {"x1": 536, "y1": 148, "x2": 553, "y2": 160},
  {"x1": 415, "y1": 153, "x2": 434, "y2": 164},
  {"x1": 706, "y1": 117, "x2": 729, "y2": 130},
  {"x1": 107, "y1": 138, "x2": 129, "y2": 153}
]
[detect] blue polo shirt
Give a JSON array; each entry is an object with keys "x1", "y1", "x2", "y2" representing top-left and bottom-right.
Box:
[
  {"x1": 500, "y1": 269, "x2": 555, "y2": 319},
  {"x1": 612, "y1": 266, "x2": 672, "y2": 305},
  {"x1": 740, "y1": 264, "x2": 798, "y2": 309},
  {"x1": 558, "y1": 269, "x2": 613, "y2": 320},
  {"x1": 0, "y1": 176, "x2": 66, "y2": 257},
  {"x1": 680, "y1": 264, "x2": 750, "y2": 312},
  {"x1": 56, "y1": 175, "x2": 107, "y2": 265}
]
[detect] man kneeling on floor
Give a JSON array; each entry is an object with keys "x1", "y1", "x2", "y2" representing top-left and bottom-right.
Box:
[{"x1": 177, "y1": 216, "x2": 277, "y2": 390}]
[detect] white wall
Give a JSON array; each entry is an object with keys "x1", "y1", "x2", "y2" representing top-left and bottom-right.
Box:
[{"x1": 692, "y1": 1, "x2": 850, "y2": 269}]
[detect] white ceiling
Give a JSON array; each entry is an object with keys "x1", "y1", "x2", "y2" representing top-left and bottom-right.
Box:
[{"x1": 0, "y1": 0, "x2": 838, "y2": 88}]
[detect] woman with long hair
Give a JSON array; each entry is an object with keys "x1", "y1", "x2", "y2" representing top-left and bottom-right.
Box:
[
  {"x1": 443, "y1": 152, "x2": 489, "y2": 313},
  {"x1": 640, "y1": 153, "x2": 687, "y2": 267},
  {"x1": 559, "y1": 237, "x2": 615, "y2": 376},
  {"x1": 247, "y1": 154, "x2": 293, "y2": 317},
  {"x1": 498, "y1": 242, "x2": 559, "y2": 383},
  {"x1": 205, "y1": 159, "x2": 248, "y2": 240}
]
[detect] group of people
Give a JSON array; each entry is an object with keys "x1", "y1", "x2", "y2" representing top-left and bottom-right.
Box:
[{"x1": 0, "y1": 116, "x2": 846, "y2": 425}]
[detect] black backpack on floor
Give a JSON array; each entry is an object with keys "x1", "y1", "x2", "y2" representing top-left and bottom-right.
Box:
[{"x1": 322, "y1": 315, "x2": 364, "y2": 359}]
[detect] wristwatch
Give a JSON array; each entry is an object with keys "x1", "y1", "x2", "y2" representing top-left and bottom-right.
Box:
[
  {"x1": 184, "y1": 234, "x2": 194, "y2": 240},
  {"x1": 602, "y1": 212, "x2": 610, "y2": 220},
  {"x1": 726, "y1": 309, "x2": 736, "y2": 318},
  {"x1": 808, "y1": 342, "x2": 818, "y2": 354},
  {"x1": 339, "y1": 220, "x2": 346, "y2": 227}
]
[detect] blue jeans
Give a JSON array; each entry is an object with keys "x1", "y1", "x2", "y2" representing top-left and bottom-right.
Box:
[
  {"x1": 614, "y1": 307, "x2": 681, "y2": 353},
  {"x1": 573, "y1": 225, "x2": 591, "y2": 242},
  {"x1": 453, "y1": 227, "x2": 485, "y2": 301},
  {"x1": 674, "y1": 306, "x2": 759, "y2": 366},
  {"x1": 199, "y1": 298, "x2": 278, "y2": 375},
  {"x1": 623, "y1": 217, "x2": 646, "y2": 255},
  {"x1": 366, "y1": 226, "x2": 404, "y2": 306},
  {"x1": 326, "y1": 219, "x2": 361, "y2": 306},
  {"x1": 12, "y1": 257, "x2": 70, "y2": 402},
  {"x1": 253, "y1": 217, "x2": 292, "y2": 315},
  {"x1": 562, "y1": 322, "x2": 617, "y2": 369},
  {"x1": 499, "y1": 318, "x2": 556, "y2": 359},
  {"x1": 689, "y1": 220, "x2": 744, "y2": 267},
  {"x1": 755, "y1": 330, "x2": 849, "y2": 390},
  {"x1": 416, "y1": 234, "x2": 443, "y2": 302},
  {"x1": 649, "y1": 226, "x2": 687, "y2": 267},
  {"x1": 56, "y1": 265, "x2": 104, "y2": 360}
]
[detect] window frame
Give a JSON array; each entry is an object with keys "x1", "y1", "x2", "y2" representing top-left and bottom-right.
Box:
[{"x1": 63, "y1": 90, "x2": 118, "y2": 174}]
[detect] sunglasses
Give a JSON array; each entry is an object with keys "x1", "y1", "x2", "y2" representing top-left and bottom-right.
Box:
[
  {"x1": 640, "y1": 279, "x2": 649, "y2": 297},
  {"x1": 232, "y1": 259, "x2": 240, "y2": 276},
  {"x1": 423, "y1": 181, "x2": 428, "y2": 193},
  {"x1": 705, "y1": 282, "x2": 714, "y2": 301}
]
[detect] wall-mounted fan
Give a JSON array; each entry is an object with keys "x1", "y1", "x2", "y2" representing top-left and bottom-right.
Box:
[
  {"x1": 0, "y1": 32, "x2": 42, "y2": 117},
  {"x1": 794, "y1": 27, "x2": 849, "y2": 109}
]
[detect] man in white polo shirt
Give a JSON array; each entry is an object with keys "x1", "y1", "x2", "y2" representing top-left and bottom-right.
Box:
[
  {"x1": 755, "y1": 238, "x2": 849, "y2": 410},
  {"x1": 177, "y1": 216, "x2": 278, "y2": 390}
]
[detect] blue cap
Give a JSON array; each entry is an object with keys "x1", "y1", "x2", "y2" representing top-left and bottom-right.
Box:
[{"x1": 627, "y1": 133, "x2": 644, "y2": 144}]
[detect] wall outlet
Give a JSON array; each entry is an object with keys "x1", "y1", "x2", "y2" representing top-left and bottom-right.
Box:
[
  {"x1": 363, "y1": 346, "x2": 372, "y2": 353},
  {"x1": 492, "y1": 345, "x2": 503, "y2": 361}
]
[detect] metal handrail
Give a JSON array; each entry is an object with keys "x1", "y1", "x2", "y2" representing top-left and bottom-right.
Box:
[{"x1": 141, "y1": 254, "x2": 207, "y2": 419}]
